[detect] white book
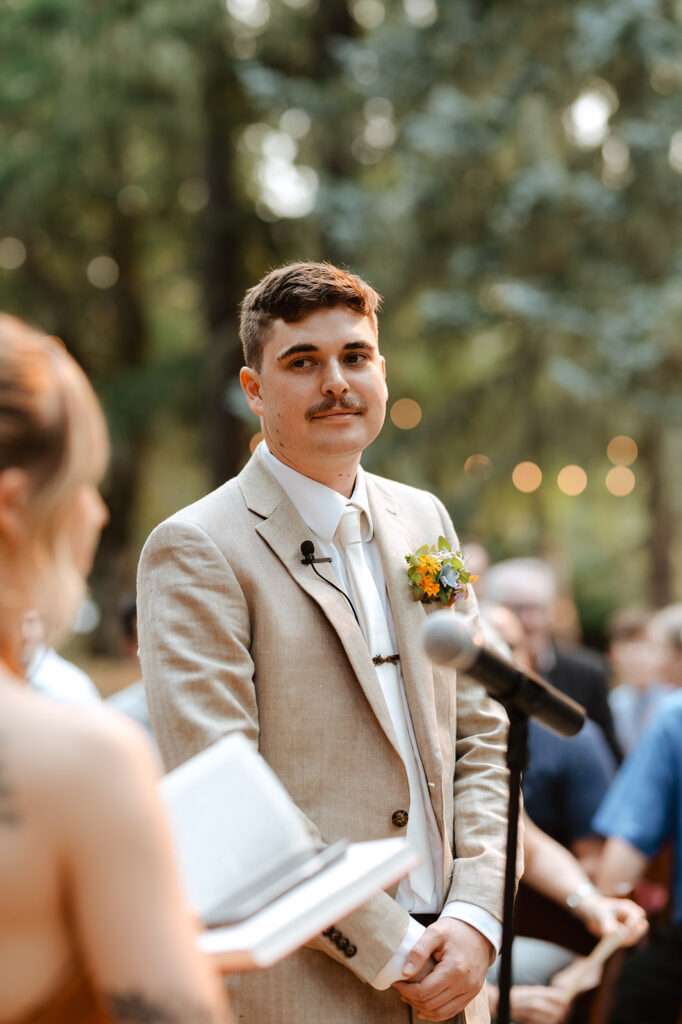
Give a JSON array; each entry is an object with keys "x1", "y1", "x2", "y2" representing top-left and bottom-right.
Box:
[
  {"x1": 160, "y1": 733, "x2": 419, "y2": 968},
  {"x1": 198, "y1": 837, "x2": 418, "y2": 970}
]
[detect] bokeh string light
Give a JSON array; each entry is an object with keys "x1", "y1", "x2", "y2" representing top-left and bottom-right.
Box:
[
  {"x1": 390, "y1": 398, "x2": 422, "y2": 429},
  {"x1": 607, "y1": 435, "x2": 638, "y2": 466},
  {"x1": 512, "y1": 461, "x2": 542, "y2": 493},
  {"x1": 464, "y1": 454, "x2": 493, "y2": 480},
  {"x1": 606, "y1": 466, "x2": 635, "y2": 496},
  {"x1": 557, "y1": 465, "x2": 587, "y2": 496}
]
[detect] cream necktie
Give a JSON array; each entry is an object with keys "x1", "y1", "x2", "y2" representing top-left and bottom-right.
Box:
[{"x1": 336, "y1": 504, "x2": 436, "y2": 902}]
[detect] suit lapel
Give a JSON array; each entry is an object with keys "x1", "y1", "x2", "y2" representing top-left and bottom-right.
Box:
[
  {"x1": 238, "y1": 453, "x2": 403, "y2": 755},
  {"x1": 367, "y1": 476, "x2": 446, "y2": 824}
]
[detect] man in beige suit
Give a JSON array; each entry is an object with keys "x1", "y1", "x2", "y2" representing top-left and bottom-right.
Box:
[{"x1": 138, "y1": 263, "x2": 511, "y2": 1024}]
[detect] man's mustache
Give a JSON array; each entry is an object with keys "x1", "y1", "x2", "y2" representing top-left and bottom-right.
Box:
[{"x1": 306, "y1": 396, "x2": 368, "y2": 420}]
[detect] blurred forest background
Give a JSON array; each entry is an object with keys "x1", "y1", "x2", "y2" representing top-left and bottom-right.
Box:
[{"x1": 1, "y1": 0, "x2": 681, "y2": 668}]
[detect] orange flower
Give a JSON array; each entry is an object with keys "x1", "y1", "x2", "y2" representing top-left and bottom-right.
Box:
[
  {"x1": 417, "y1": 554, "x2": 441, "y2": 577},
  {"x1": 422, "y1": 578, "x2": 441, "y2": 599}
]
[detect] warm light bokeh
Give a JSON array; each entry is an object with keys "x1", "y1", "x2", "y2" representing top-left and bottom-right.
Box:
[
  {"x1": 607, "y1": 434, "x2": 638, "y2": 466},
  {"x1": 390, "y1": 397, "x2": 422, "y2": 430},
  {"x1": 249, "y1": 431, "x2": 264, "y2": 453},
  {"x1": 557, "y1": 464, "x2": 587, "y2": 496},
  {"x1": 464, "y1": 454, "x2": 493, "y2": 480},
  {"x1": 512, "y1": 461, "x2": 542, "y2": 493},
  {"x1": 606, "y1": 465, "x2": 635, "y2": 496}
]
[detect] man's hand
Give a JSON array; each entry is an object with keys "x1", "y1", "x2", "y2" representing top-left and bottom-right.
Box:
[
  {"x1": 488, "y1": 982, "x2": 571, "y2": 1024},
  {"x1": 574, "y1": 893, "x2": 648, "y2": 946},
  {"x1": 393, "y1": 918, "x2": 492, "y2": 1022},
  {"x1": 508, "y1": 985, "x2": 570, "y2": 1024}
]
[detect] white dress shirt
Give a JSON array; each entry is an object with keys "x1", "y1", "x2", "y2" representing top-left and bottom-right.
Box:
[{"x1": 260, "y1": 443, "x2": 501, "y2": 984}]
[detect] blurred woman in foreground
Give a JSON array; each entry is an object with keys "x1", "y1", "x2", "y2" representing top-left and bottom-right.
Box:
[{"x1": 0, "y1": 316, "x2": 230, "y2": 1024}]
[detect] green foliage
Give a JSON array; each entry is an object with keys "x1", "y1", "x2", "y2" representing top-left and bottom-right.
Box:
[{"x1": 1, "y1": 0, "x2": 681, "y2": 647}]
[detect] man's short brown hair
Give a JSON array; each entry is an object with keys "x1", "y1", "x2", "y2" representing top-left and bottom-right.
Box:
[{"x1": 239, "y1": 261, "x2": 382, "y2": 370}]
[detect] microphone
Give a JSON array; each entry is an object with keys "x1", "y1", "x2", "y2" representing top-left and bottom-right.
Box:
[
  {"x1": 299, "y1": 541, "x2": 359, "y2": 627},
  {"x1": 422, "y1": 611, "x2": 585, "y2": 737},
  {"x1": 300, "y1": 540, "x2": 332, "y2": 565}
]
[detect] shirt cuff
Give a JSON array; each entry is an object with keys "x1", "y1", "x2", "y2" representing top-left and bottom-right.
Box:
[
  {"x1": 370, "y1": 917, "x2": 425, "y2": 990},
  {"x1": 440, "y1": 901, "x2": 502, "y2": 960}
]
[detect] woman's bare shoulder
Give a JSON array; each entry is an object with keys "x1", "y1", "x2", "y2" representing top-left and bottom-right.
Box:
[{"x1": 1, "y1": 682, "x2": 160, "y2": 821}]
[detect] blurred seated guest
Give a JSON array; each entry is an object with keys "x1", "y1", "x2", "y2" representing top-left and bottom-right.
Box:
[
  {"x1": 606, "y1": 606, "x2": 672, "y2": 756},
  {"x1": 0, "y1": 316, "x2": 229, "y2": 1024},
  {"x1": 480, "y1": 601, "x2": 617, "y2": 875},
  {"x1": 21, "y1": 609, "x2": 101, "y2": 706},
  {"x1": 486, "y1": 813, "x2": 648, "y2": 1024},
  {"x1": 593, "y1": 690, "x2": 682, "y2": 1024},
  {"x1": 485, "y1": 557, "x2": 622, "y2": 761},
  {"x1": 523, "y1": 719, "x2": 616, "y2": 877},
  {"x1": 648, "y1": 602, "x2": 682, "y2": 688},
  {"x1": 107, "y1": 598, "x2": 154, "y2": 739}
]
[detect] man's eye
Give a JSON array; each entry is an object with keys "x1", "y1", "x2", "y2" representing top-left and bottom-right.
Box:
[
  {"x1": 290, "y1": 357, "x2": 314, "y2": 369},
  {"x1": 345, "y1": 352, "x2": 368, "y2": 364}
]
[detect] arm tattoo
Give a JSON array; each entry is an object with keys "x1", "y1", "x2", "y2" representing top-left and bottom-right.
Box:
[{"x1": 106, "y1": 992, "x2": 221, "y2": 1024}]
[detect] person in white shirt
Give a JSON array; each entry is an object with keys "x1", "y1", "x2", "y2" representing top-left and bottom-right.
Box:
[{"x1": 22, "y1": 610, "x2": 101, "y2": 706}]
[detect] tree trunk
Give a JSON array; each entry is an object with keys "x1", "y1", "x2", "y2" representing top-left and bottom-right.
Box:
[
  {"x1": 200, "y1": 42, "x2": 256, "y2": 488},
  {"x1": 92, "y1": 207, "x2": 148, "y2": 654}
]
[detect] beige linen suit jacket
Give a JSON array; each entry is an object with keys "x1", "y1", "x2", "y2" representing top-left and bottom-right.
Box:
[{"x1": 137, "y1": 447, "x2": 510, "y2": 1024}]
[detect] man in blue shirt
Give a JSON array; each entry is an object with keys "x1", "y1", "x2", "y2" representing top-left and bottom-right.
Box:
[
  {"x1": 593, "y1": 690, "x2": 682, "y2": 1024},
  {"x1": 523, "y1": 717, "x2": 616, "y2": 874}
]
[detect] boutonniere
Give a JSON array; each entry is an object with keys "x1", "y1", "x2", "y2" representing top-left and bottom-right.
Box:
[{"x1": 405, "y1": 537, "x2": 478, "y2": 606}]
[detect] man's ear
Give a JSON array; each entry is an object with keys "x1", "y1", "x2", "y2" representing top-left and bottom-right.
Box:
[
  {"x1": 239, "y1": 366, "x2": 264, "y2": 417},
  {"x1": 380, "y1": 355, "x2": 388, "y2": 399},
  {"x1": 0, "y1": 468, "x2": 31, "y2": 543}
]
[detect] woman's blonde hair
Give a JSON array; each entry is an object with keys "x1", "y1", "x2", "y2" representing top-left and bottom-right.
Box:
[{"x1": 0, "y1": 314, "x2": 109, "y2": 645}]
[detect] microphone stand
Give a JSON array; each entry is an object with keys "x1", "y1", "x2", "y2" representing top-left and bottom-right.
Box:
[
  {"x1": 421, "y1": 611, "x2": 586, "y2": 1024},
  {"x1": 496, "y1": 706, "x2": 528, "y2": 1024}
]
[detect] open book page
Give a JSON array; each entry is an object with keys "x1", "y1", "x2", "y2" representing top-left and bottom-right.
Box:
[
  {"x1": 160, "y1": 733, "x2": 317, "y2": 921},
  {"x1": 160, "y1": 733, "x2": 420, "y2": 969},
  {"x1": 197, "y1": 837, "x2": 419, "y2": 969}
]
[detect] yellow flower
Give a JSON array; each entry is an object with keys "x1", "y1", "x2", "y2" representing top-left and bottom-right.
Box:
[
  {"x1": 417, "y1": 554, "x2": 441, "y2": 577},
  {"x1": 422, "y1": 578, "x2": 441, "y2": 599}
]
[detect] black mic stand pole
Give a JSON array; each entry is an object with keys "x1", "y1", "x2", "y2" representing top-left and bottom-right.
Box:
[
  {"x1": 421, "y1": 612, "x2": 586, "y2": 1024},
  {"x1": 495, "y1": 705, "x2": 528, "y2": 1024}
]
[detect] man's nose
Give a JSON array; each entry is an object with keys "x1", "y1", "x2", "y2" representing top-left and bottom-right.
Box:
[{"x1": 321, "y1": 360, "x2": 349, "y2": 396}]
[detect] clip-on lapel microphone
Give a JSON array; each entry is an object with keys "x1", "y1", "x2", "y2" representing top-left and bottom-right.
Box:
[
  {"x1": 300, "y1": 540, "x2": 332, "y2": 566},
  {"x1": 300, "y1": 541, "x2": 360, "y2": 626}
]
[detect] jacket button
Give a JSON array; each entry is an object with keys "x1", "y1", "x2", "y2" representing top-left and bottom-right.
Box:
[
  {"x1": 392, "y1": 809, "x2": 409, "y2": 828},
  {"x1": 344, "y1": 944, "x2": 357, "y2": 958}
]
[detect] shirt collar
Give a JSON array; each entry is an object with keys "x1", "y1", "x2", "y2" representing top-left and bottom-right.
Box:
[{"x1": 259, "y1": 441, "x2": 374, "y2": 544}]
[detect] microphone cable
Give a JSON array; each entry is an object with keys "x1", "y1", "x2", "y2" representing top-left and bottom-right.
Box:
[{"x1": 300, "y1": 540, "x2": 360, "y2": 628}]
